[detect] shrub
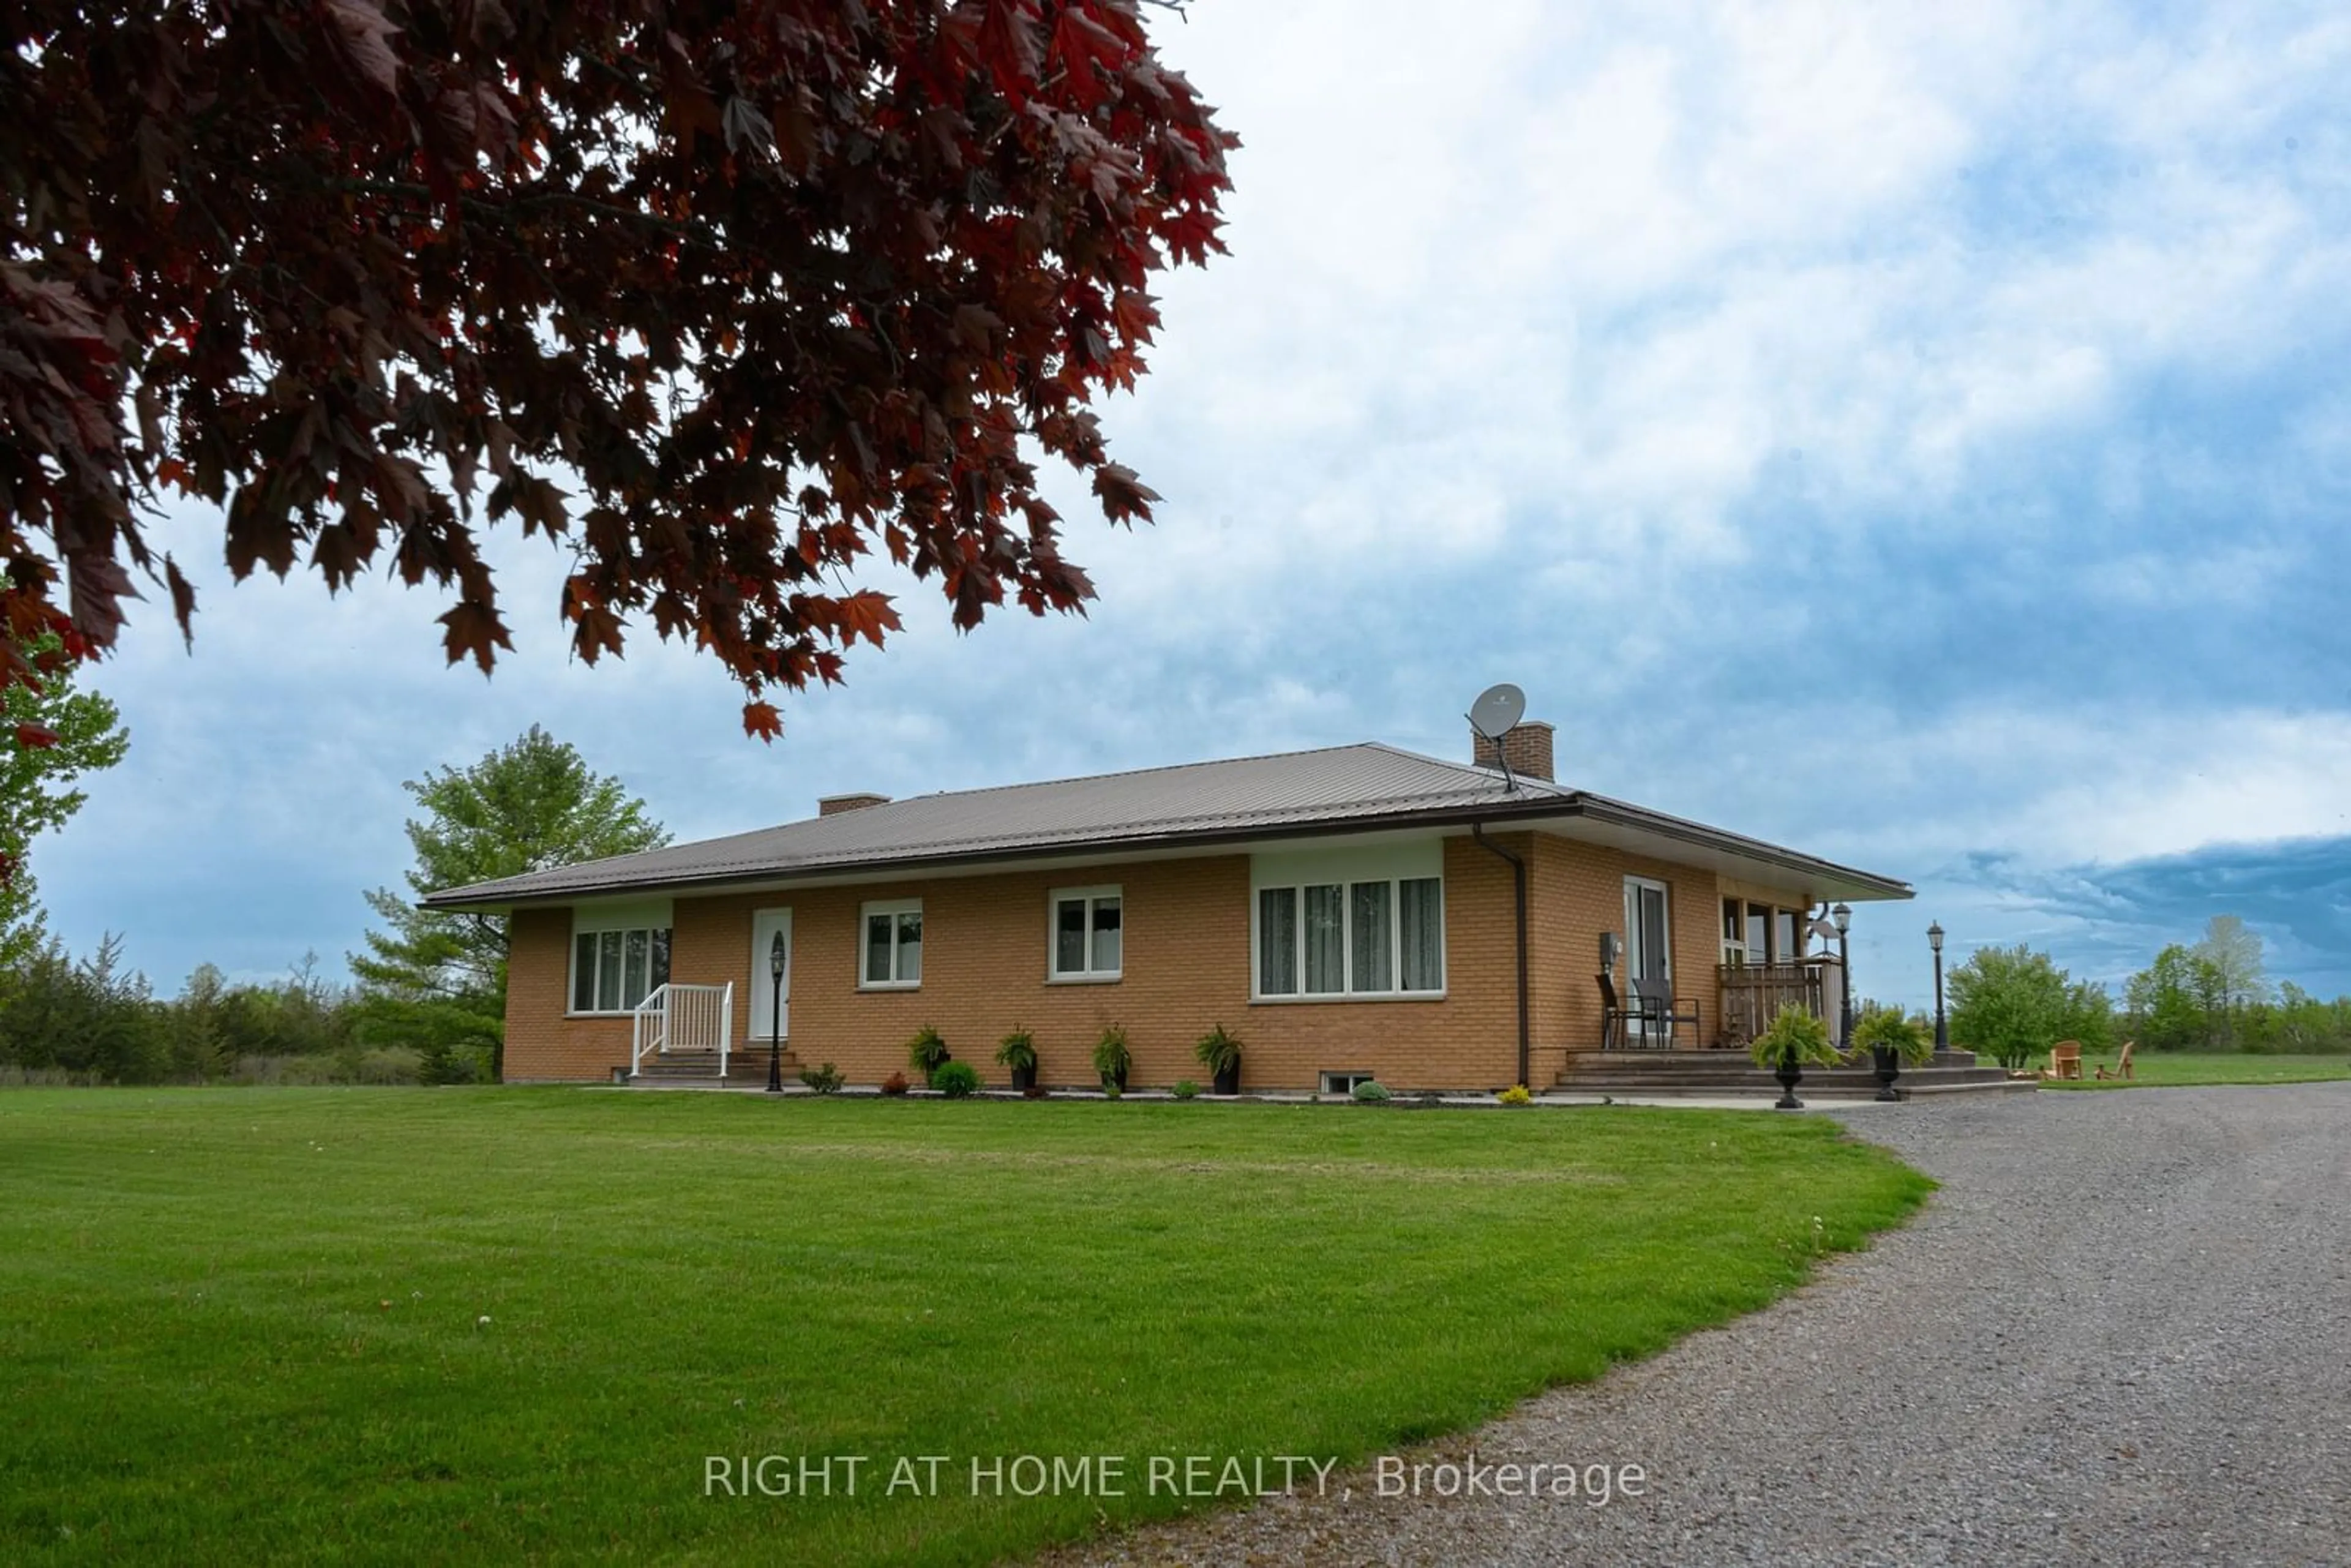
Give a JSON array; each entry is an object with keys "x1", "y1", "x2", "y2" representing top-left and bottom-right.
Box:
[
  {"x1": 929, "y1": 1060, "x2": 981, "y2": 1098},
  {"x1": 1750, "y1": 1003, "x2": 1840, "y2": 1070},
  {"x1": 1101, "y1": 1083, "x2": 1122, "y2": 1101},
  {"x1": 1497, "y1": 1084, "x2": 1532, "y2": 1106},
  {"x1": 1351, "y1": 1079, "x2": 1391, "y2": 1103},
  {"x1": 1091, "y1": 1024, "x2": 1131, "y2": 1084},
  {"x1": 1851, "y1": 1005, "x2": 1934, "y2": 1067},
  {"x1": 1171, "y1": 1079, "x2": 1201, "y2": 1100},
  {"x1": 906, "y1": 1026, "x2": 950, "y2": 1075},
  {"x1": 879, "y1": 1071, "x2": 910, "y2": 1097},
  {"x1": 993, "y1": 1028, "x2": 1037, "y2": 1071},
  {"x1": 798, "y1": 1062, "x2": 845, "y2": 1093},
  {"x1": 1948, "y1": 944, "x2": 2112, "y2": 1070},
  {"x1": 1192, "y1": 1023, "x2": 1241, "y2": 1076}
]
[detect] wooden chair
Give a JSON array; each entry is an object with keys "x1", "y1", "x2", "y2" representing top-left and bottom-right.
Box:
[
  {"x1": 2046, "y1": 1040, "x2": 2083, "y2": 1081},
  {"x1": 1634, "y1": 976, "x2": 1702, "y2": 1049},
  {"x1": 2095, "y1": 1040, "x2": 2136, "y2": 1081},
  {"x1": 1597, "y1": 972, "x2": 1645, "y2": 1051}
]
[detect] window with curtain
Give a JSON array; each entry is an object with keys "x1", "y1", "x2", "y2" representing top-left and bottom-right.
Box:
[
  {"x1": 1258, "y1": 887, "x2": 1299, "y2": 995},
  {"x1": 571, "y1": 925, "x2": 671, "y2": 1013},
  {"x1": 1049, "y1": 888, "x2": 1122, "y2": 980},
  {"x1": 1257, "y1": 875, "x2": 1443, "y2": 997},
  {"x1": 860, "y1": 899, "x2": 923, "y2": 987},
  {"x1": 1399, "y1": 877, "x2": 1442, "y2": 991}
]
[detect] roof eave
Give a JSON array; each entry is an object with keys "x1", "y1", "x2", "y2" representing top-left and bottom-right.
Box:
[{"x1": 419, "y1": 789, "x2": 1911, "y2": 912}]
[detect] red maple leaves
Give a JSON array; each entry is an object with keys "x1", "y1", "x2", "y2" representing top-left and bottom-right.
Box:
[{"x1": 0, "y1": 1, "x2": 1235, "y2": 740}]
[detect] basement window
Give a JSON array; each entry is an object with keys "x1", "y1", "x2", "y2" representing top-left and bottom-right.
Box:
[{"x1": 1320, "y1": 1071, "x2": 1376, "y2": 1096}]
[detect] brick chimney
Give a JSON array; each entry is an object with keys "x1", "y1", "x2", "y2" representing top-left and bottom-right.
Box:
[
  {"x1": 1472, "y1": 721, "x2": 1554, "y2": 783},
  {"x1": 818, "y1": 792, "x2": 891, "y2": 817}
]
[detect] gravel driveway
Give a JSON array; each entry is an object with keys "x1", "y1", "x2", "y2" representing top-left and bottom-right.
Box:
[{"x1": 1056, "y1": 1084, "x2": 2351, "y2": 1567}]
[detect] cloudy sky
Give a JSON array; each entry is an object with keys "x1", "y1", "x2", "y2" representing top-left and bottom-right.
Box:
[{"x1": 32, "y1": 0, "x2": 2351, "y2": 1010}]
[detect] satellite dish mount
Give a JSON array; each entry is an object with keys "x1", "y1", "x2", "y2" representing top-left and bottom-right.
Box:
[{"x1": 1467, "y1": 683, "x2": 1528, "y2": 794}]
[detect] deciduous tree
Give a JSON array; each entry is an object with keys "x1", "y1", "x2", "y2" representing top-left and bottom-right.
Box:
[
  {"x1": 1, "y1": 634, "x2": 130, "y2": 961},
  {"x1": 351, "y1": 726, "x2": 667, "y2": 1075},
  {"x1": 2, "y1": 1, "x2": 1235, "y2": 740},
  {"x1": 1947, "y1": 943, "x2": 2108, "y2": 1071}
]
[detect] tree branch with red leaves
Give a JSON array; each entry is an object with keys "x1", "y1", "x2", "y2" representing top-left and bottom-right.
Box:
[{"x1": 0, "y1": 0, "x2": 1235, "y2": 739}]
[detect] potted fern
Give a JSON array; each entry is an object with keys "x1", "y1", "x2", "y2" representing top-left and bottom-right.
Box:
[
  {"x1": 1092, "y1": 1024, "x2": 1131, "y2": 1093},
  {"x1": 1193, "y1": 1022, "x2": 1242, "y2": 1096},
  {"x1": 1750, "y1": 1003, "x2": 1839, "y2": 1110},
  {"x1": 907, "y1": 1025, "x2": 951, "y2": 1078},
  {"x1": 1851, "y1": 1006, "x2": 1931, "y2": 1102},
  {"x1": 994, "y1": 1027, "x2": 1039, "y2": 1093}
]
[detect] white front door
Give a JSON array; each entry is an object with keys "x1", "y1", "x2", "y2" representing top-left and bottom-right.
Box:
[{"x1": 749, "y1": 908, "x2": 793, "y2": 1043}]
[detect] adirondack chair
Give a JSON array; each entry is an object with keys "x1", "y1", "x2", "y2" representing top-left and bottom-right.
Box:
[
  {"x1": 2046, "y1": 1040, "x2": 2083, "y2": 1081},
  {"x1": 2096, "y1": 1040, "x2": 2137, "y2": 1081}
]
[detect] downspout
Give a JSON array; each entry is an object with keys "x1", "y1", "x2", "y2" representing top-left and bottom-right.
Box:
[{"x1": 1472, "y1": 824, "x2": 1532, "y2": 1090}]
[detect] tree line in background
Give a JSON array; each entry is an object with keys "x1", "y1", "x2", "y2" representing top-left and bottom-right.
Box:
[
  {"x1": 1946, "y1": 915, "x2": 2351, "y2": 1071},
  {"x1": 0, "y1": 727, "x2": 664, "y2": 1086}
]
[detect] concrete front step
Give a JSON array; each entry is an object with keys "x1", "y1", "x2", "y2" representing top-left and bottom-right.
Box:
[{"x1": 631, "y1": 1049, "x2": 798, "y2": 1085}]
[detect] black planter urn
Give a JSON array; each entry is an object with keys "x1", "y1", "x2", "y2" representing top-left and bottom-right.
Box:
[
  {"x1": 1212, "y1": 1062, "x2": 1241, "y2": 1097},
  {"x1": 1870, "y1": 1045, "x2": 1902, "y2": 1102},
  {"x1": 1101, "y1": 1065, "x2": 1128, "y2": 1092},
  {"x1": 1773, "y1": 1045, "x2": 1804, "y2": 1111},
  {"x1": 1009, "y1": 1063, "x2": 1037, "y2": 1093}
]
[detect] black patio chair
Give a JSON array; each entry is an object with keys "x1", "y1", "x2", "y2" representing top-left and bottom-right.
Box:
[
  {"x1": 1633, "y1": 976, "x2": 1702, "y2": 1049},
  {"x1": 1597, "y1": 972, "x2": 1648, "y2": 1050}
]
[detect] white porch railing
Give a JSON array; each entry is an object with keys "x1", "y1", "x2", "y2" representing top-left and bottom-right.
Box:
[{"x1": 631, "y1": 983, "x2": 736, "y2": 1076}]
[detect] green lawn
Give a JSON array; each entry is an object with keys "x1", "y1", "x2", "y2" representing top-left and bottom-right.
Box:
[
  {"x1": 0, "y1": 1089, "x2": 1930, "y2": 1566},
  {"x1": 2038, "y1": 1050, "x2": 2351, "y2": 1089}
]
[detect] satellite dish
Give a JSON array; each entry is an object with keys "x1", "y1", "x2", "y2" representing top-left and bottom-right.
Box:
[{"x1": 1468, "y1": 683, "x2": 1526, "y2": 741}]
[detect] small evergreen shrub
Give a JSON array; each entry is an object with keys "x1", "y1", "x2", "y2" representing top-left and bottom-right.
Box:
[
  {"x1": 929, "y1": 1060, "x2": 981, "y2": 1098},
  {"x1": 1352, "y1": 1079, "x2": 1391, "y2": 1103},
  {"x1": 1171, "y1": 1079, "x2": 1201, "y2": 1100},
  {"x1": 1497, "y1": 1084, "x2": 1533, "y2": 1106},
  {"x1": 798, "y1": 1062, "x2": 845, "y2": 1093}
]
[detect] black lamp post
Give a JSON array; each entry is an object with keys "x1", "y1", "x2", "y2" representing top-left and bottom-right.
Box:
[
  {"x1": 1928, "y1": 920, "x2": 1948, "y2": 1055},
  {"x1": 766, "y1": 930, "x2": 787, "y2": 1094},
  {"x1": 1831, "y1": 902, "x2": 1853, "y2": 1053}
]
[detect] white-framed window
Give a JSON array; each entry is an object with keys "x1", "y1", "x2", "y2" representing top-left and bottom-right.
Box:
[
  {"x1": 1252, "y1": 842, "x2": 1444, "y2": 1000},
  {"x1": 1048, "y1": 886, "x2": 1122, "y2": 981},
  {"x1": 1321, "y1": 1071, "x2": 1376, "y2": 1095},
  {"x1": 860, "y1": 898, "x2": 923, "y2": 989},
  {"x1": 568, "y1": 901, "x2": 674, "y2": 1015}
]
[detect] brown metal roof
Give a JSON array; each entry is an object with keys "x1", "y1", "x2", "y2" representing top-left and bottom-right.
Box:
[{"x1": 421, "y1": 741, "x2": 1911, "y2": 909}]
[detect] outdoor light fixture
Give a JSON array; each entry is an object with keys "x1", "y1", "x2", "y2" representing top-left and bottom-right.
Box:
[
  {"x1": 767, "y1": 931, "x2": 787, "y2": 1095},
  {"x1": 1927, "y1": 921, "x2": 1949, "y2": 1054},
  {"x1": 1831, "y1": 903, "x2": 1854, "y2": 1052}
]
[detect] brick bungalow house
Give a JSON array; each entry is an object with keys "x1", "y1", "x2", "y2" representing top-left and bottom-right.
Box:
[{"x1": 423, "y1": 719, "x2": 1909, "y2": 1092}]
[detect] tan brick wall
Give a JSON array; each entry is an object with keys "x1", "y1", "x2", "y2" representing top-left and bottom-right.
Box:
[
  {"x1": 504, "y1": 842, "x2": 1526, "y2": 1090},
  {"x1": 501, "y1": 833, "x2": 1802, "y2": 1090},
  {"x1": 504, "y1": 906, "x2": 633, "y2": 1082},
  {"x1": 1523, "y1": 836, "x2": 1730, "y2": 1078}
]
